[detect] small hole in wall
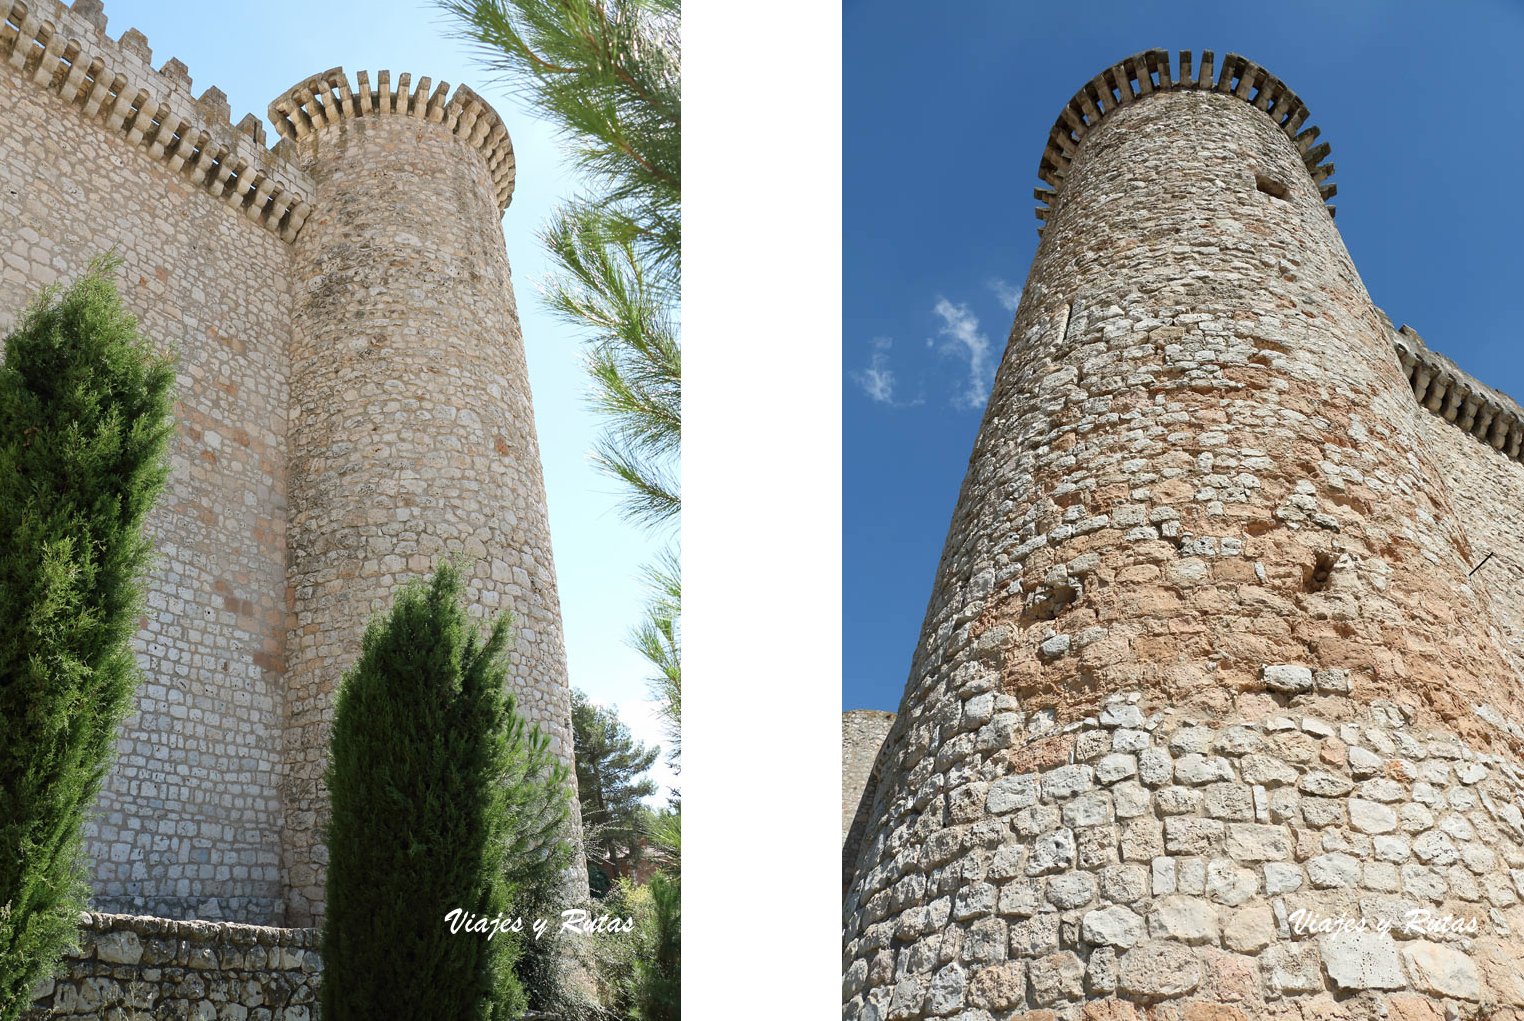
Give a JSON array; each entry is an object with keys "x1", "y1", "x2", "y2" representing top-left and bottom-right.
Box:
[
  {"x1": 1305, "y1": 550, "x2": 1338, "y2": 591},
  {"x1": 1256, "y1": 174, "x2": 1291, "y2": 201}
]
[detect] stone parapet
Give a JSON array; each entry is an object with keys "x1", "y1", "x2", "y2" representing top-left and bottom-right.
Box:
[
  {"x1": 1035, "y1": 49, "x2": 1336, "y2": 235},
  {"x1": 268, "y1": 67, "x2": 516, "y2": 212},
  {"x1": 24, "y1": 912, "x2": 319, "y2": 1019},
  {"x1": 0, "y1": 0, "x2": 315, "y2": 241},
  {"x1": 1395, "y1": 325, "x2": 1524, "y2": 463}
]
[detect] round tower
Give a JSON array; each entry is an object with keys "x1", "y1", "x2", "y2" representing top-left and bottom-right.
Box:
[
  {"x1": 268, "y1": 67, "x2": 584, "y2": 925},
  {"x1": 845, "y1": 51, "x2": 1524, "y2": 1019}
]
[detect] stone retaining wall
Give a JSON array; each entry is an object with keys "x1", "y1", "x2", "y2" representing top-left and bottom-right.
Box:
[{"x1": 25, "y1": 913, "x2": 320, "y2": 1019}]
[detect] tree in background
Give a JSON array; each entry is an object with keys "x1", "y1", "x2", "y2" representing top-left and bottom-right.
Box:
[
  {"x1": 441, "y1": 0, "x2": 682, "y2": 755},
  {"x1": 571, "y1": 690, "x2": 658, "y2": 890},
  {"x1": 321, "y1": 563, "x2": 569, "y2": 1021},
  {"x1": 0, "y1": 261, "x2": 175, "y2": 1021}
]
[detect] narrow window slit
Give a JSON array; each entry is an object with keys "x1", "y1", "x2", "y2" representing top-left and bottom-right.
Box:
[{"x1": 1256, "y1": 174, "x2": 1290, "y2": 201}]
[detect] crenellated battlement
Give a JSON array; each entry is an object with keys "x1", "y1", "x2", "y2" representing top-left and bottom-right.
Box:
[
  {"x1": 1035, "y1": 49, "x2": 1337, "y2": 235},
  {"x1": 1, "y1": 0, "x2": 316, "y2": 241},
  {"x1": 268, "y1": 66, "x2": 516, "y2": 212},
  {"x1": 1395, "y1": 325, "x2": 1524, "y2": 462}
]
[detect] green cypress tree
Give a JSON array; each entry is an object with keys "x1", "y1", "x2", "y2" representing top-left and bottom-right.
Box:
[
  {"x1": 0, "y1": 261, "x2": 175, "y2": 1021},
  {"x1": 321, "y1": 562, "x2": 570, "y2": 1020}
]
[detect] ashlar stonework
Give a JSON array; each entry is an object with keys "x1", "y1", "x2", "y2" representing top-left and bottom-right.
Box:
[
  {"x1": 0, "y1": 0, "x2": 586, "y2": 939},
  {"x1": 844, "y1": 49, "x2": 1524, "y2": 1020}
]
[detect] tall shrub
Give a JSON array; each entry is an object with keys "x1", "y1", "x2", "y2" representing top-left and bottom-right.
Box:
[
  {"x1": 0, "y1": 261, "x2": 175, "y2": 1021},
  {"x1": 634, "y1": 871, "x2": 680, "y2": 1020},
  {"x1": 322, "y1": 562, "x2": 570, "y2": 1020}
]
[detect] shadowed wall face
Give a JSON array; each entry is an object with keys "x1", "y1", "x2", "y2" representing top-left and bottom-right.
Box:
[
  {"x1": 843, "y1": 710, "x2": 896, "y2": 888},
  {"x1": 844, "y1": 54, "x2": 1524, "y2": 1020}
]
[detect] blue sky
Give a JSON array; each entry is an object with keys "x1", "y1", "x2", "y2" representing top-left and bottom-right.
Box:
[
  {"x1": 843, "y1": 0, "x2": 1524, "y2": 712},
  {"x1": 97, "y1": 0, "x2": 673, "y2": 797}
]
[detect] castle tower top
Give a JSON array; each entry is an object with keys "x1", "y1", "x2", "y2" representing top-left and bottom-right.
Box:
[
  {"x1": 267, "y1": 67, "x2": 517, "y2": 212},
  {"x1": 1034, "y1": 50, "x2": 1337, "y2": 235}
]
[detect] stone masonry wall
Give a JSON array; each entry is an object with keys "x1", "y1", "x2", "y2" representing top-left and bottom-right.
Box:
[
  {"x1": 1, "y1": 6, "x2": 293, "y2": 923},
  {"x1": 847, "y1": 711, "x2": 899, "y2": 840},
  {"x1": 1413, "y1": 409, "x2": 1524, "y2": 683},
  {"x1": 844, "y1": 51, "x2": 1524, "y2": 1021},
  {"x1": 2, "y1": 0, "x2": 584, "y2": 931},
  {"x1": 843, "y1": 691, "x2": 1524, "y2": 1019},
  {"x1": 23, "y1": 914, "x2": 319, "y2": 1020},
  {"x1": 277, "y1": 70, "x2": 583, "y2": 925}
]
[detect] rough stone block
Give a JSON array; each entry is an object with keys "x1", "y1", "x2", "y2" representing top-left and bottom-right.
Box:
[
  {"x1": 1319, "y1": 932, "x2": 1404, "y2": 991},
  {"x1": 1401, "y1": 940, "x2": 1482, "y2": 1000},
  {"x1": 1117, "y1": 942, "x2": 1203, "y2": 999}
]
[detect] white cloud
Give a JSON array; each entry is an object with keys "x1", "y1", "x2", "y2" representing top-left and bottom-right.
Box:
[
  {"x1": 932, "y1": 298, "x2": 995, "y2": 410},
  {"x1": 988, "y1": 278, "x2": 1022, "y2": 312},
  {"x1": 851, "y1": 336, "x2": 899, "y2": 404}
]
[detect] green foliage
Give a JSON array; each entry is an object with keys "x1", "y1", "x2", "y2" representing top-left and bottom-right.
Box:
[
  {"x1": 580, "y1": 811, "x2": 677, "y2": 1021},
  {"x1": 630, "y1": 553, "x2": 679, "y2": 770},
  {"x1": 504, "y1": 810, "x2": 581, "y2": 1016},
  {"x1": 545, "y1": 205, "x2": 679, "y2": 528},
  {"x1": 321, "y1": 563, "x2": 570, "y2": 1021},
  {"x1": 571, "y1": 690, "x2": 657, "y2": 882},
  {"x1": 439, "y1": 0, "x2": 679, "y2": 274},
  {"x1": 582, "y1": 879, "x2": 646, "y2": 1017},
  {"x1": 632, "y1": 871, "x2": 679, "y2": 1020},
  {"x1": 0, "y1": 261, "x2": 175, "y2": 1021}
]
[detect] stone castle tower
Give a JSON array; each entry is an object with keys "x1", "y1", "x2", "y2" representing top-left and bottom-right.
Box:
[
  {"x1": 1, "y1": 0, "x2": 584, "y2": 928},
  {"x1": 844, "y1": 50, "x2": 1524, "y2": 1019}
]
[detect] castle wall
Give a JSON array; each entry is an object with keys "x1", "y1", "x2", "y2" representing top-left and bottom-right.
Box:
[
  {"x1": 1415, "y1": 406, "x2": 1524, "y2": 682},
  {"x1": 844, "y1": 51, "x2": 1524, "y2": 1020},
  {"x1": 0, "y1": 57, "x2": 293, "y2": 923},
  {"x1": 844, "y1": 710, "x2": 895, "y2": 888},
  {"x1": 276, "y1": 72, "x2": 583, "y2": 924},
  {"x1": 845, "y1": 710, "x2": 897, "y2": 841},
  {"x1": 3, "y1": 2, "x2": 584, "y2": 932},
  {"x1": 844, "y1": 692, "x2": 1524, "y2": 1018}
]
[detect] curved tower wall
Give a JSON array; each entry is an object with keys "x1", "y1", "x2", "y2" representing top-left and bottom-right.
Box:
[
  {"x1": 274, "y1": 69, "x2": 584, "y2": 925},
  {"x1": 845, "y1": 51, "x2": 1524, "y2": 1019}
]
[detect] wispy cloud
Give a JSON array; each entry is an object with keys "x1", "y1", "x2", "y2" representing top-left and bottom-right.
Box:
[
  {"x1": 932, "y1": 298, "x2": 995, "y2": 410},
  {"x1": 987, "y1": 278, "x2": 1022, "y2": 312},
  {"x1": 851, "y1": 336, "x2": 899, "y2": 404}
]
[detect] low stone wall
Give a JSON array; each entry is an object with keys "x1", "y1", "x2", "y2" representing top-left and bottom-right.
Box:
[{"x1": 25, "y1": 913, "x2": 320, "y2": 1019}]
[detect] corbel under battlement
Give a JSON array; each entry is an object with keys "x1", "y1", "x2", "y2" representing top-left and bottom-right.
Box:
[
  {"x1": 1, "y1": 0, "x2": 317, "y2": 242},
  {"x1": 267, "y1": 67, "x2": 517, "y2": 213},
  {"x1": 1035, "y1": 50, "x2": 1337, "y2": 237},
  {"x1": 1394, "y1": 325, "x2": 1524, "y2": 464}
]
